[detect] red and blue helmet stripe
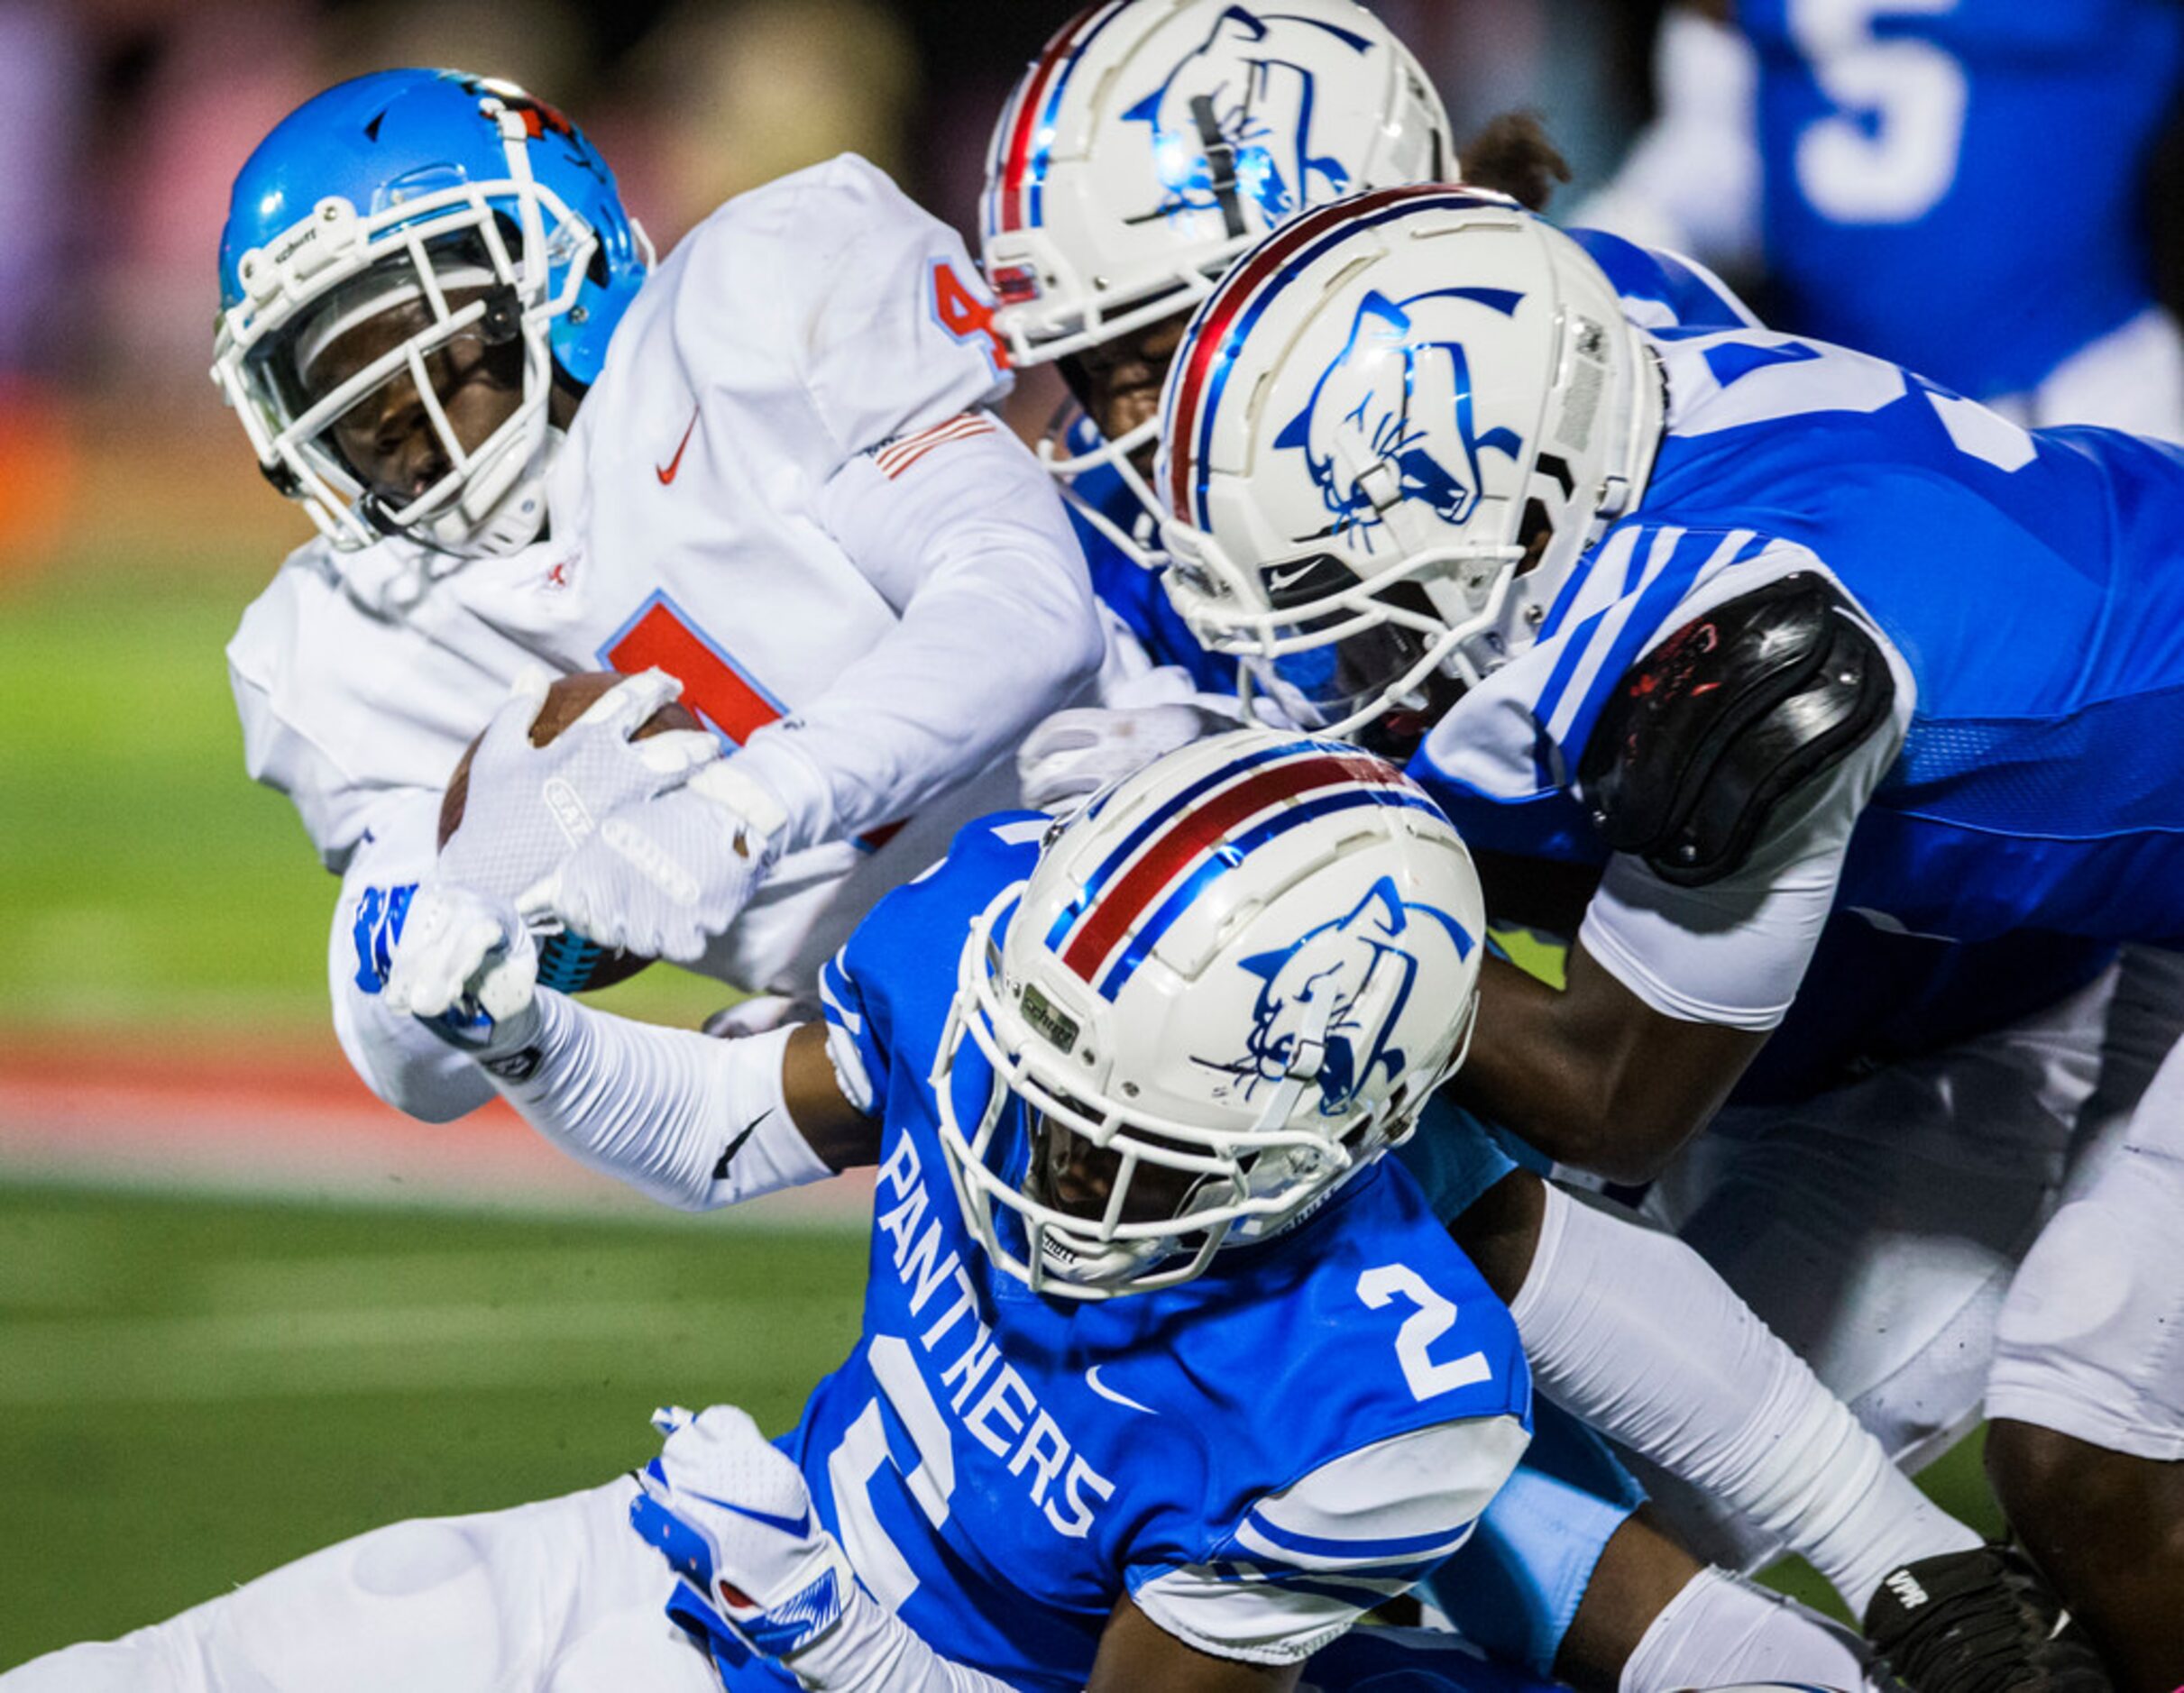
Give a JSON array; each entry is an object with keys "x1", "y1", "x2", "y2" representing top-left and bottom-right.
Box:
[
  {"x1": 1044, "y1": 739, "x2": 1441, "y2": 1001},
  {"x1": 986, "y1": 1, "x2": 1131, "y2": 239},
  {"x1": 1161, "y1": 185, "x2": 1515, "y2": 528}
]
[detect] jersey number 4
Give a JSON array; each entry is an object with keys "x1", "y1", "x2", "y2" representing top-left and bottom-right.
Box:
[{"x1": 931, "y1": 261, "x2": 1009, "y2": 374}]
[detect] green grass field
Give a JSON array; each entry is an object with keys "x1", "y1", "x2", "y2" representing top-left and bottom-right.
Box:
[
  {"x1": 0, "y1": 557, "x2": 2002, "y2": 1672},
  {"x1": 0, "y1": 1185, "x2": 870, "y2": 1668}
]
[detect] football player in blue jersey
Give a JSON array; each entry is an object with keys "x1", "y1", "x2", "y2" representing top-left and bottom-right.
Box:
[
  {"x1": 6, "y1": 732, "x2": 1985, "y2": 1693},
  {"x1": 974, "y1": 9, "x2": 2106, "y2": 1689},
  {"x1": 1580, "y1": 0, "x2": 2184, "y2": 439},
  {"x1": 1149, "y1": 186, "x2": 2184, "y2": 1686},
  {"x1": 982, "y1": 0, "x2": 1764, "y2": 718}
]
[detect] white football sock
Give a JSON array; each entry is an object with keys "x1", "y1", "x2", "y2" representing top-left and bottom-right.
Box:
[{"x1": 1619, "y1": 1567, "x2": 1883, "y2": 1693}]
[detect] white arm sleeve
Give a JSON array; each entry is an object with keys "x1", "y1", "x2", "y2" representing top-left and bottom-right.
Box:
[
  {"x1": 1512, "y1": 1185, "x2": 1980, "y2": 1615},
  {"x1": 784, "y1": 1585, "x2": 1017, "y2": 1693},
  {"x1": 1570, "y1": 6, "x2": 1763, "y2": 274},
  {"x1": 1576, "y1": 607, "x2": 1913, "y2": 1030},
  {"x1": 484, "y1": 997, "x2": 834, "y2": 1211},
  {"x1": 326, "y1": 795, "x2": 495, "y2": 1123},
  {"x1": 1130, "y1": 1415, "x2": 1530, "y2": 1666},
  {"x1": 730, "y1": 423, "x2": 1103, "y2": 852}
]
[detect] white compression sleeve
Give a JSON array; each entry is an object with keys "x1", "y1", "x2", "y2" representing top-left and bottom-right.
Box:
[
  {"x1": 1619, "y1": 1567, "x2": 1883, "y2": 1693},
  {"x1": 485, "y1": 994, "x2": 832, "y2": 1211},
  {"x1": 786, "y1": 1584, "x2": 1016, "y2": 1693},
  {"x1": 1511, "y1": 1185, "x2": 1980, "y2": 1615}
]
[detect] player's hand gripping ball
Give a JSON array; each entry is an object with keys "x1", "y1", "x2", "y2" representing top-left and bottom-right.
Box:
[
  {"x1": 438, "y1": 668, "x2": 713, "y2": 992},
  {"x1": 629, "y1": 1405, "x2": 858, "y2": 1669},
  {"x1": 381, "y1": 883, "x2": 542, "y2": 1061}
]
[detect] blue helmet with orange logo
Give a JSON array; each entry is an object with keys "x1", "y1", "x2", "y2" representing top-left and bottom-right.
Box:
[{"x1": 213, "y1": 69, "x2": 652, "y2": 561}]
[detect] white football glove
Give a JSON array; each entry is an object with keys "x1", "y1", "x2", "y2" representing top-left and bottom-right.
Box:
[
  {"x1": 382, "y1": 883, "x2": 542, "y2": 1062},
  {"x1": 523, "y1": 761, "x2": 785, "y2": 965},
  {"x1": 629, "y1": 1404, "x2": 856, "y2": 1665},
  {"x1": 438, "y1": 667, "x2": 720, "y2": 903},
  {"x1": 1018, "y1": 700, "x2": 1239, "y2": 812}
]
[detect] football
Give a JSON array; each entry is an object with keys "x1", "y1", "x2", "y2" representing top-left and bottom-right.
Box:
[{"x1": 439, "y1": 670, "x2": 705, "y2": 993}]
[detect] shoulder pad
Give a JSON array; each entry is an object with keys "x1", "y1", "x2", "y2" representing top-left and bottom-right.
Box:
[{"x1": 1577, "y1": 572, "x2": 1894, "y2": 886}]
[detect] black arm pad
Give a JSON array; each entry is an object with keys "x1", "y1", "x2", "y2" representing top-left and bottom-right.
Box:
[{"x1": 1575, "y1": 572, "x2": 1895, "y2": 887}]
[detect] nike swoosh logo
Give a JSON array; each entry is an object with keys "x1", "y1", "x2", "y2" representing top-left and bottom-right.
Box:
[
  {"x1": 656, "y1": 407, "x2": 701, "y2": 485},
  {"x1": 712, "y1": 1109, "x2": 772, "y2": 1180},
  {"x1": 686, "y1": 1487, "x2": 811, "y2": 1539},
  {"x1": 1084, "y1": 1364, "x2": 1156, "y2": 1415}
]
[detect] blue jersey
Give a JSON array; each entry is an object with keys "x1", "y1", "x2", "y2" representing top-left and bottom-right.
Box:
[
  {"x1": 1418, "y1": 320, "x2": 2184, "y2": 953},
  {"x1": 768, "y1": 818, "x2": 1531, "y2": 1692},
  {"x1": 1741, "y1": 0, "x2": 2184, "y2": 398}
]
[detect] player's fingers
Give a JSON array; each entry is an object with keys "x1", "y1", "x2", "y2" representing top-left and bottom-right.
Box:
[
  {"x1": 651, "y1": 1405, "x2": 697, "y2": 1437},
  {"x1": 516, "y1": 872, "x2": 563, "y2": 927},
  {"x1": 476, "y1": 947, "x2": 537, "y2": 1023},
  {"x1": 583, "y1": 667, "x2": 681, "y2": 734},
  {"x1": 636, "y1": 728, "x2": 720, "y2": 779},
  {"x1": 1021, "y1": 713, "x2": 1102, "y2": 760},
  {"x1": 504, "y1": 663, "x2": 557, "y2": 736}
]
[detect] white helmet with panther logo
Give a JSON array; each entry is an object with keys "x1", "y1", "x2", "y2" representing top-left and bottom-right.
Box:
[
  {"x1": 1156, "y1": 188, "x2": 1665, "y2": 732},
  {"x1": 933, "y1": 728, "x2": 1484, "y2": 1299},
  {"x1": 979, "y1": 0, "x2": 1452, "y2": 563}
]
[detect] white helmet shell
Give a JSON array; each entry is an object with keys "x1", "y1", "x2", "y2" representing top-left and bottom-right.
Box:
[
  {"x1": 933, "y1": 728, "x2": 1485, "y2": 1299},
  {"x1": 1155, "y1": 188, "x2": 1665, "y2": 731},
  {"x1": 980, "y1": 0, "x2": 1453, "y2": 371}
]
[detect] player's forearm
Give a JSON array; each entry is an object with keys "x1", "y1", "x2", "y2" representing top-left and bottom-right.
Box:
[
  {"x1": 482, "y1": 994, "x2": 834, "y2": 1210},
  {"x1": 1456, "y1": 951, "x2": 1757, "y2": 1182},
  {"x1": 1511, "y1": 1184, "x2": 1979, "y2": 1615},
  {"x1": 785, "y1": 1584, "x2": 1019, "y2": 1693},
  {"x1": 740, "y1": 430, "x2": 1103, "y2": 850}
]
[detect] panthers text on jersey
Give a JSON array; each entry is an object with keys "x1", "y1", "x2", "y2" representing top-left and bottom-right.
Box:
[
  {"x1": 1417, "y1": 316, "x2": 2184, "y2": 1026},
  {"x1": 775, "y1": 816, "x2": 1532, "y2": 1692},
  {"x1": 226, "y1": 154, "x2": 1100, "y2": 1119}
]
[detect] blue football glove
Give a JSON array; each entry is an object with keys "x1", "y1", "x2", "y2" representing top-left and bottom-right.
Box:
[{"x1": 629, "y1": 1405, "x2": 857, "y2": 1670}]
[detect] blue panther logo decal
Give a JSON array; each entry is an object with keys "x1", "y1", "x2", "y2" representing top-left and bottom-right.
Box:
[
  {"x1": 1199, "y1": 874, "x2": 1473, "y2": 1116},
  {"x1": 1122, "y1": 6, "x2": 1374, "y2": 234},
  {"x1": 1274, "y1": 286, "x2": 1528, "y2": 552}
]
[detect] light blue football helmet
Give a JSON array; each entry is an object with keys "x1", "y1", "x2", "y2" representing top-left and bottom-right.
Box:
[{"x1": 213, "y1": 69, "x2": 651, "y2": 559}]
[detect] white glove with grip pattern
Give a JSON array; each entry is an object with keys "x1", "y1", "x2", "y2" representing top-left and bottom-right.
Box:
[
  {"x1": 381, "y1": 883, "x2": 541, "y2": 1061},
  {"x1": 630, "y1": 1404, "x2": 855, "y2": 1665},
  {"x1": 523, "y1": 761, "x2": 785, "y2": 964},
  {"x1": 1018, "y1": 700, "x2": 1240, "y2": 813},
  {"x1": 438, "y1": 667, "x2": 720, "y2": 904}
]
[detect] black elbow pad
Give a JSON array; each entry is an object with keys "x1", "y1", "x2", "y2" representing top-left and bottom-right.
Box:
[{"x1": 1576, "y1": 572, "x2": 1895, "y2": 887}]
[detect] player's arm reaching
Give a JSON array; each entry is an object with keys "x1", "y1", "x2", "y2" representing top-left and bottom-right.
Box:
[
  {"x1": 1445, "y1": 570, "x2": 1912, "y2": 1183},
  {"x1": 535, "y1": 160, "x2": 1106, "y2": 964}
]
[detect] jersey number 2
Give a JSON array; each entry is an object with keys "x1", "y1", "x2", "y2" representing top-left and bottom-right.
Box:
[{"x1": 1357, "y1": 1265, "x2": 1492, "y2": 1403}]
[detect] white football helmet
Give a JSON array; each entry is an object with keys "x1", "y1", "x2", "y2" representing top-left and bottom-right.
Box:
[
  {"x1": 979, "y1": 0, "x2": 1453, "y2": 566},
  {"x1": 933, "y1": 728, "x2": 1485, "y2": 1299},
  {"x1": 212, "y1": 69, "x2": 652, "y2": 562},
  {"x1": 1155, "y1": 188, "x2": 1666, "y2": 733}
]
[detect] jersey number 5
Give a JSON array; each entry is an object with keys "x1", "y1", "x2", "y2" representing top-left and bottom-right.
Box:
[{"x1": 1357, "y1": 1264, "x2": 1492, "y2": 1403}]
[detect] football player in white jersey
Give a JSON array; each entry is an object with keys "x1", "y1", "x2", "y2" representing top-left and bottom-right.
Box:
[{"x1": 215, "y1": 69, "x2": 1103, "y2": 1125}]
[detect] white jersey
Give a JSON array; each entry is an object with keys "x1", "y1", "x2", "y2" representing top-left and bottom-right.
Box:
[{"x1": 228, "y1": 153, "x2": 1102, "y2": 1121}]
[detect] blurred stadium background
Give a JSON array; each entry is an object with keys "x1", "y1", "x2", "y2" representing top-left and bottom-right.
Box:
[{"x1": 0, "y1": 0, "x2": 2003, "y2": 1667}]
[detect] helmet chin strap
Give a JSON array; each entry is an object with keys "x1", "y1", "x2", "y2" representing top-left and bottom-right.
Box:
[{"x1": 333, "y1": 426, "x2": 563, "y2": 615}]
